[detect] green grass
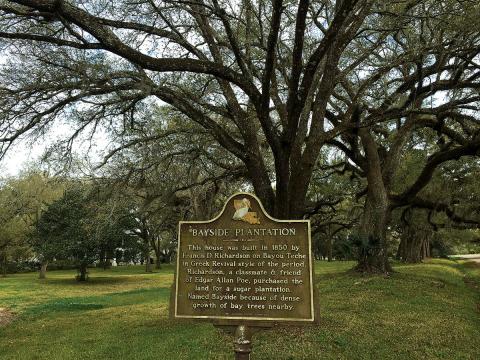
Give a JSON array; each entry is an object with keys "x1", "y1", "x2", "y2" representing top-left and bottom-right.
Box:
[{"x1": 1, "y1": 260, "x2": 479, "y2": 360}]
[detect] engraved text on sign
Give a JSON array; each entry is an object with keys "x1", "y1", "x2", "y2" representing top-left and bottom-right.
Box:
[{"x1": 175, "y1": 193, "x2": 314, "y2": 322}]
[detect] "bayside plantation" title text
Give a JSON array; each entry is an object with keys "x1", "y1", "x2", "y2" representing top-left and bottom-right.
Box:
[{"x1": 191, "y1": 227, "x2": 296, "y2": 237}]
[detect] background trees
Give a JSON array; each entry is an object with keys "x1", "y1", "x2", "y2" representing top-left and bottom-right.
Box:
[
  {"x1": 0, "y1": 171, "x2": 64, "y2": 277},
  {"x1": 34, "y1": 183, "x2": 142, "y2": 281},
  {"x1": 35, "y1": 185, "x2": 95, "y2": 280}
]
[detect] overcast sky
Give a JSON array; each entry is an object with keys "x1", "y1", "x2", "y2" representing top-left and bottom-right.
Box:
[
  {"x1": 0, "y1": 121, "x2": 110, "y2": 178},
  {"x1": 0, "y1": 140, "x2": 45, "y2": 177}
]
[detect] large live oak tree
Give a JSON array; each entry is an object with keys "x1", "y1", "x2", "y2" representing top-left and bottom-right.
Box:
[
  {"x1": 327, "y1": 4, "x2": 480, "y2": 271},
  {"x1": 1, "y1": 0, "x2": 479, "y2": 272}
]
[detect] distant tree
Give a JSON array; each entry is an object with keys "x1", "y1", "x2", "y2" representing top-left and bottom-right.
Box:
[
  {"x1": 394, "y1": 209, "x2": 433, "y2": 263},
  {"x1": 35, "y1": 186, "x2": 93, "y2": 280},
  {"x1": 34, "y1": 184, "x2": 138, "y2": 281},
  {"x1": 307, "y1": 151, "x2": 362, "y2": 261},
  {"x1": 83, "y1": 188, "x2": 140, "y2": 270},
  {"x1": 390, "y1": 151, "x2": 480, "y2": 262},
  {"x1": 0, "y1": 170, "x2": 64, "y2": 277},
  {"x1": 0, "y1": 184, "x2": 24, "y2": 276},
  {"x1": 100, "y1": 109, "x2": 245, "y2": 269},
  {"x1": 35, "y1": 183, "x2": 143, "y2": 280},
  {"x1": 0, "y1": 213, "x2": 29, "y2": 277},
  {"x1": 21, "y1": 171, "x2": 66, "y2": 278}
]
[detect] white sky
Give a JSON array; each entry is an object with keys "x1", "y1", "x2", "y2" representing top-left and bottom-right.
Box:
[
  {"x1": 0, "y1": 122, "x2": 110, "y2": 178},
  {"x1": 0, "y1": 141, "x2": 46, "y2": 177}
]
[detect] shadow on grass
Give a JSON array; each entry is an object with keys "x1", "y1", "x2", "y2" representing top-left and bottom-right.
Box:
[
  {"x1": 314, "y1": 271, "x2": 352, "y2": 284},
  {"x1": 31, "y1": 301, "x2": 106, "y2": 312},
  {"x1": 24, "y1": 287, "x2": 171, "y2": 317},
  {"x1": 463, "y1": 261, "x2": 480, "y2": 269}
]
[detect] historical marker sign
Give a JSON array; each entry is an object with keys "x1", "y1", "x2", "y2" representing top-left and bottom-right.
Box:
[{"x1": 175, "y1": 193, "x2": 315, "y2": 323}]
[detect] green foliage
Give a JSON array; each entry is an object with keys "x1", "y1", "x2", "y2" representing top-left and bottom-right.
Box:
[
  {"x1": 84, "y1": 190, "x2": 142, "y2": 267},
  {"x1": 34, "y1": 183, "x2": 141, "y2": 279},
  {"x1": 332, "y1": 235, "x2": 356, "y2": 261},
  {"x1": 35, "y1": 186, "x2": 92, "y2": 264},
  {"x1": 348, "y1": 233, "x2": 382, "y2": 259},
  {"x1": 0, "y1": 170, "x2": 65, "y2": 275},
  {"x1": 391, "y1": 153, "x2": 480, "y2": 261},
  {"x1": 430, "y1": 234, "x2": 453, "y2": 258}
]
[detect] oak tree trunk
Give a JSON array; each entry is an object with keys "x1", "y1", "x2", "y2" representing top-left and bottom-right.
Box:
[
  {"x1": 150, "y1": 240, "x2": 162, "y2": 270},
  {"x1": 78, "y1": 263, "x2": 88, "y2": 281},
  {"x1": 355, "y1": 193, "x2": 392, "y2": 273},
  {"x1": 327, "y1": 237, "x2": 333, "y2": 262},
  {"x1": 145, "y1": 252, "x2": 152, "y2": 273},
  {"x1": 397, "y1": 228, "x2": 431, "y2": 263},
  {"x1": 423, "y1": 237, "x2": 431, "y2": 259},
  {"x1": 355, "y1": 130, "x2": 393, "y2": 274},
  {"x1": 1, "y1": 254, "x2": 6, "y2": 278},
  {"x1": 39, "y1": 262, "x2": 48, "y2": 279}
]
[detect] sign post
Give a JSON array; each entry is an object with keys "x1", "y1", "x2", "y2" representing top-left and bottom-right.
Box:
[
  {"x1": 233, "y1": 325, "x2": 252, "y2": 360},
  {"x1": 173, "y1": 193, "x2": 317, "y2": 358}
]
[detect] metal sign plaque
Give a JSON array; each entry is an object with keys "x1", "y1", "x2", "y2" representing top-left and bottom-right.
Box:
[{"x1": 175, "y1": 193, "x2": 315, "y2": 323}]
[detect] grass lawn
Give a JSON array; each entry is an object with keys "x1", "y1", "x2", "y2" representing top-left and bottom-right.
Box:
[{"x1": 0, "y1": 259, "x2": 479, "y2": 360}]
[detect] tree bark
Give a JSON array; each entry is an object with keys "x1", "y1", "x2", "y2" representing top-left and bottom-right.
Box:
[
  {"x1": 78, "y1": 263, "x2": 88, "y2": 281},
  {"x1": 423, "y1": 237, "x2": 431, "y2": 258},
  {"x1": 355, "y1": 129, "x2": 392, "y2": 274},
  {"x1": 355, "y1": 193, "x2": 392, "y2": 273},
  {"x1": 325, "y1": 227, "x2": 333, "y2": 262},
  {"x1": 246, "y1": 157, "x2": 276, "y2": 216},
  {"x1": 327, "y1": 237, "x2": 333, "y2": 262},
  {"x1": 396, "y1": 236, "x2": 404, "y2": 261},
  {"x1": 1, "y1": 254, "x2": 6, "y2": 277},
  {"x1": 103, "y1": 261, "x2": 110, "y2": 270},
  {"x1": 155, "y1": 252, "x2": 162, "y2": 269},
  {"x1": 149, "y1": 239, "x2": 162, "y2": 270},
  {"x1": 145, "y1": 252, "x2": 152, "y2": 273},
  {"x1": 164, "y1": 250, "x2": 173, "y2": 264},
  {"x1": 39, "y1": 261, "x2": 48, "y2": 279},
  {"x1": 397, "y1": 228, "x2": 431, "y2": 263},
  {"x1": 327, "y1": 239, "x2": 333, "y2": 262}
]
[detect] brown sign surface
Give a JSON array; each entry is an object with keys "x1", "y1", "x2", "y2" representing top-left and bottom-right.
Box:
[{"x1": 175, "y1": 193, "x2": 314, "y2": 322}]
